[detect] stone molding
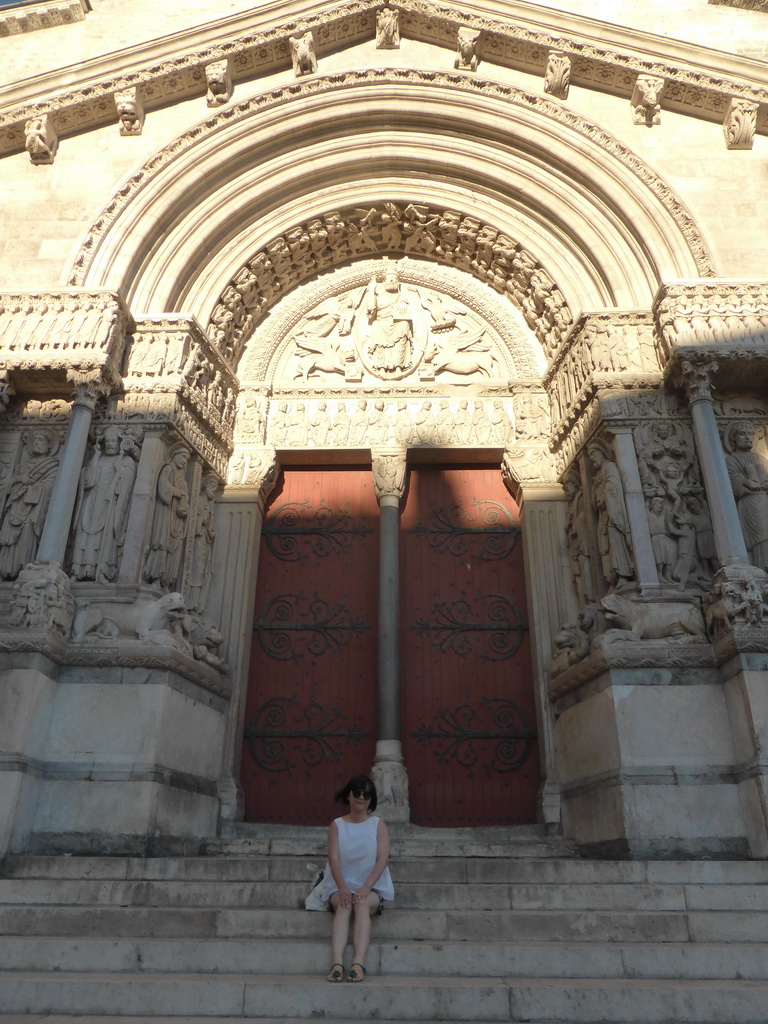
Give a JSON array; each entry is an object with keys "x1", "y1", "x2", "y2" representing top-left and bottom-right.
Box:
[
  {"x1": 0, "y1": 0, "x2": 88, "y2": 38},
  {"x1": 0, "y1": 290, "x2": 130, "y2": 394},
  {"x1": 2, "y1": 0, "x2": 767, "y2": 158},
  {"x1": 67, "y1": 68, "x2": 715, "y2": 291},
  {"x1": 709, "y1": 0, "x2": 768, "y2": 10},
  {"x1": 654, "y1": 281, "x2": 768, "y2": 355}
]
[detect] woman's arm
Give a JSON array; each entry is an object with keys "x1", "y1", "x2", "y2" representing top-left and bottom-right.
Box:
[
  {"x1": 352, "y1": 819, "x2": 390, "y2": 904},
  {"x1": 326, "y1": 821, "x2": 352, "y2": 908}
]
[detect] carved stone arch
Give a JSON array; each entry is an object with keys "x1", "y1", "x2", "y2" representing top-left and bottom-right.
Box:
[{"x1": 68, "y1": 69, "x2": 713, "y2": 359}]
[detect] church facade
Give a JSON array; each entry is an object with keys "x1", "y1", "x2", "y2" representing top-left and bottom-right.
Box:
[{"x1": 1, "y1": 0, "x2": 768, "y2": 859}]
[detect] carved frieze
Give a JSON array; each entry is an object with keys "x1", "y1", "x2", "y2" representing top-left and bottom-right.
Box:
[
  {"x1": 263, "y1": 394, "x2": 516, "y2": 451},
  {"x1": 545, "y1": 311, "x2": 660, "y2": 446},
  {"x1": 0, "y1": 290, "x2": 130, "y2": 393},
  {"x1": 0, "y1": 0, "x2": 88, "y2": 37},
  {"x1": 654, "y1": 283, "x2": 768, "y2": 381}
]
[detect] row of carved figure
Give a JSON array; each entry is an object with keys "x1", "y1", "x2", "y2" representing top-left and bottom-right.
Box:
[
  {"x1": 563, "y1": 422, "x2": 768, "y2": 606},
  {"x1": 266, "y1": 397, "x2": 521, "y2": 448},
  {"x1": 209, "y1": 206, "x2": 572, "y2": 362},
  {"x1": 0, "y1": 425, "x2": 220, "y2": 615}
]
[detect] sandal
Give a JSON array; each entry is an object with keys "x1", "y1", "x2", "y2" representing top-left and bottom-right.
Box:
[
  {"x1": 347, "y1": 962, "x2": 366, "y2": 982},
  {"x1": 327, "y1": 963, "x2": 344, "y2": 983}
]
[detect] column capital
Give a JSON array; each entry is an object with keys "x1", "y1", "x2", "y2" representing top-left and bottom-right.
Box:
[
  {"x1": 674, "y1": 356, "x2": 719, "y2": 404},
  {"x1": 371, "y1": 447, "x2": 407, "y2": 505}
]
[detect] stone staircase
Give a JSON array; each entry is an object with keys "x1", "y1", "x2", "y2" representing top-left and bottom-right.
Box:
[{"x1": 0, "y1": 824, "x2": 767, "y2": 1023}]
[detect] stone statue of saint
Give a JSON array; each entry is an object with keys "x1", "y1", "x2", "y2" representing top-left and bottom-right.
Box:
[
  {"x1": 587, "y1": 441, "x2": 635, "y2": 587},
  {"x1": 0, "y1": 428, "x2": 60, "y2": 580},
  {"x1": 71, "y1": 425, "x2": 141, "y2": 582},
  {"x1": 724, "y1": 422, "x2": 768, "y2": 572},
  {"x1": 143, "y1": 446, "x2": 191, "y2": 589},
  {"x1": 187, "y1": 474, "x2": 219, "y2": 613},
  {"x1": 365, "y1": 269, "x2": 414, "y2": 373},
  {"x1": 376, "y1": 7, "x2": 399, "y2": 49}
]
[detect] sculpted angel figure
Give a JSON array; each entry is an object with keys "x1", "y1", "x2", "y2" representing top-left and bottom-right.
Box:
[{"x1": 71, "y1": 425, "x2": 141, "y2": 582}]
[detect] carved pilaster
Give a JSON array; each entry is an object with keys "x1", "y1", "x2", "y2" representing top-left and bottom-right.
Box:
[
  {"x1": 205, "y1": 60, "x2": 232, "y2": 107},
  {"x1": 631, "y1": 75, "x2": 665, "y2": 126},
  {"x1": 544, "y1": 50, "x2": 571, "y2": 100},
  {"x1": 114, "y1": 88, "x2": 144, "y2": 136},
  {"x1": 24, "y1": 114, "x2": 58, "y2": 164},
  {"x1": 371, "y1": 447, "x2": 407, "y2": 505},
  {"x1": 723, "y1": 97, "x2": 759, "y2": 150}
]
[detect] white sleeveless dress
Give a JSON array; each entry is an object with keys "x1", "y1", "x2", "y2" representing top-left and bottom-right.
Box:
[{"x1": 320, "y1": 815, "x2": 395, "y2": 902}]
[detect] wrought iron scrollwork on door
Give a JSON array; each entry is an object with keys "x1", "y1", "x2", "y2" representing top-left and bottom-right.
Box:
[
  {"x1": 410, "y1": 698, "x2": 535, "y2": 776},
  {"x1": 244, "y1": 695, "x2": 370, "y2": 774},
  {"x1": 408, "y1": 500, "x2": 519, "y2": 560},
  {"x1": 263, "y1": 501, "x2": 372, "y2": 563},
  {"x1": 253, "y1": 592, "x2": 370, "y2": 661},
  {"x1": 411, "y1": 592, "x2": 528, "y2": 661}
]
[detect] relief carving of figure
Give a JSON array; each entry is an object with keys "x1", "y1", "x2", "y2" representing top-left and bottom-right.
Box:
[
  {"x1": 291, "y1": 297, "x2": 352, "y2": 381},
  {"x1": 376, "y1": 7, "x2": 400, "y2": 48},
  {"x1": 647, "y1": 496, "x2": 677, "y2": 584},
  {"x1": 414, "y1": 400, "x2": 435, "y2": 445},
  {"x1": 365, "y1": 269, "x2": 415, "y2": 374},
  {"x1": 311, "y1": 402, "x2": 333, "y2": 447},
  {"x1": 724, "y1": 423, "x2": 768, "y2": 572},
  {"x1": 563, "y1": 470, "x2": 594, "y2": 604},
  {"x1": 333, "y1": 403, "x2": 351, "y2": 445},
  {"x1": 368, "y1": 400, "x2": 390, "y2": 445},
  {"x1": 452, "y1": 399, "x2": 472, "y2": 444},
  {"x1": 0, "y1": 429, "x2": 60, "y2": 580},
  {"x1": 143, "y1": 446, "x2": 191, "y2": 589},
  {"x1": 349, "y1": 400, "x2": 369, "y2": 446},
  {"x1": 490, "y1": 400, "x2": 513, "y2": 444},
  {"x1": 587, "y1": 441, "x2": 635, "y2": 588},
  {"x1": 472, "y1": 401, "x2": 491, "y2": 444},
  {"x1": 71, "y1": 425, "x2": 142, "y2": 583},
  {"x1": 393, "y1": 401, "x2": 412, "y2": 445},
  {"x1": 187, "y1": 475, "x2": 219, "y2": 614}
]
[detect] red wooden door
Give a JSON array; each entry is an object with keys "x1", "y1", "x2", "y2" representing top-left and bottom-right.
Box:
[
  {"x1": 401, "y1": 466, "x2": 539, "y2": 827},
  {"x1": 241, "y1": 467, "x2": 378, "y2": 824}
]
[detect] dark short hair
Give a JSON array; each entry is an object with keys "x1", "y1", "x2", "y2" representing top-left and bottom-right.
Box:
[{"x1": 335, "y1": 775, "x2": 377, "y2": 812}]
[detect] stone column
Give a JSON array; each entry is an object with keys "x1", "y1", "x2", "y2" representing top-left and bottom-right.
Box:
[
  {"x1": 210, "y1": 449, "x2": 280, "y2": 825},
  {"x1": 610, "y1": 427, "x2": 660, "y2": 595},
  {"x1": 36, "y1": 382, "x2": 99, "y2": 564},
  {"x1": 370, "y1": 447, "x2": 409, "y2": 822},
  {"x1": 679, "y1": 358, "x2": 750, "y2": 567}
]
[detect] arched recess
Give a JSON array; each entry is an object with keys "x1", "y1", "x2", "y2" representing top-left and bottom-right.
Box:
[{"x1": 70, "y1": 68, "x2": 713, "y2": 363}]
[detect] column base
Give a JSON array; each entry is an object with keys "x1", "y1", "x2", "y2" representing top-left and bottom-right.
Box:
[{"x1": 372, "y1": 740, "x2": 410, "y2": 823}]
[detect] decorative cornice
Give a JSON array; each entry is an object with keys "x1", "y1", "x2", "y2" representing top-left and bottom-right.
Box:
[
  {"x1": 709, "y1": 0, "x2": 768, "y2": 11},
  {"x1": 0, "y1": 0, "x2": 88, "y2": 39},
  {"x1": 1, "y1": 0, "x2": 767, "y2": 158},
  {"x1": 67, "y1": 69, "x2": 715, "y2": 291},
  {"x1": 654, "y1": 280, "x2": 768, "y2": 362}
]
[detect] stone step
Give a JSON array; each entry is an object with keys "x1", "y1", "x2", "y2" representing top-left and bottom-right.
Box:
[
  {"x1": 5, "y1": 855, "x2": 768, "y2": 885},
  {"x1": 7, "y1": 877, "x2": 764, "y2": 911},
  {"x1": 0, "y1": 935, "x2": 766, "y2": 980},
  {"x1": 0, "y1": 972, "x2": 766, "y2": 1022},
  {"x1": 2, "y1": 904, "x2": 767, "y2": 942}
]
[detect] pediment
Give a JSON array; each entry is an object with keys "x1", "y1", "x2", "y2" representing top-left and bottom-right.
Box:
[{"x1": 2, "y1": 0, "x2": 767, "y2": 159}]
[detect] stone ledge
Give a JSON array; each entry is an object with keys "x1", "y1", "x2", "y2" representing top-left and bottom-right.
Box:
[{"x1": 0, "y1": 0, "x2": 89, "y2": 39}]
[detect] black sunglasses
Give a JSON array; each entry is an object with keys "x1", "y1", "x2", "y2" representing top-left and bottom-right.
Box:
[{"x1": 351, "y1": 788, "x2": 372, "y2": 799}]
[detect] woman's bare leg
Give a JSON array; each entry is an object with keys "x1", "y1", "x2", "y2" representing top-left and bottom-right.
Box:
[
  {"x1": 330, "y1": 892, "x2": 352, "y2": 971},
  {"x1": 351, "y1": 893, "x2": 380, "y2": 970}
]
